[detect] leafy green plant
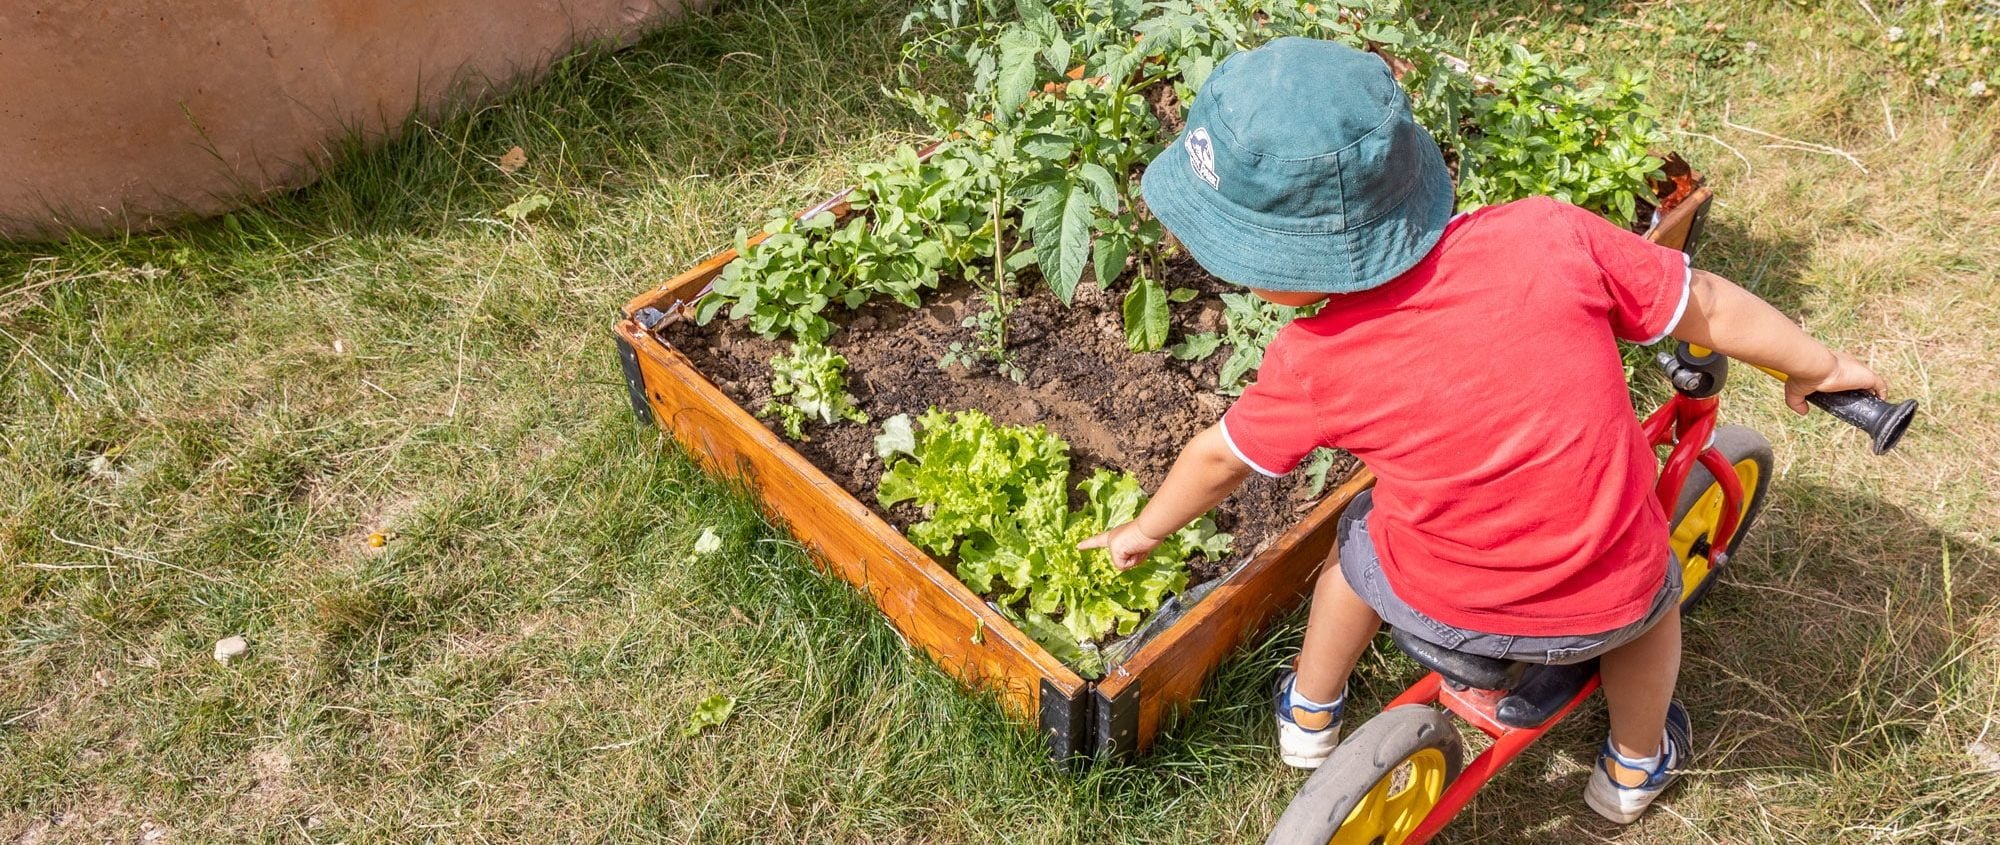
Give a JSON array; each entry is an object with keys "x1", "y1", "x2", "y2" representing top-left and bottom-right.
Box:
[
  {"x1": 697, "y1": 211, "x2": 845, "y2": 343},
  {"x1": 876, "y1": 408, "x2": 1231, "y2": 668},
  {"x1": 762, "y1": 340, "x2": 868, "y2": 439},
  {"x1": 1120, "y1": 276, "x2": 1196, "y2": 352},
  {"x1": 695, "y1": 143, "x2": 998, "y2": 343},
  {"x1": 1172, "y1": 292, "x2": 1317, "y2": 394},
  {"x1": 1301, "y1": 447, "x2": 1343, "y2": 498},
  {"x1": 1454, "y1": 42, "x2": 1667, "y2": 228}
]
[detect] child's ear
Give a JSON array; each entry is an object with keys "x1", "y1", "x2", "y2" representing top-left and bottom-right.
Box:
[{"x1": 1249, "y1": 288, "x2": 1331, "y2": 307}]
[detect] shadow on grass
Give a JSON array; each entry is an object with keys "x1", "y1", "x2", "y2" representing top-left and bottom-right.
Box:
[
  {"x1": 283, "y1": 0, "x2": 931, "y2": 235},
  {"x1": 1693, "y1": 215, "x2": 1824, "y2": 325}
]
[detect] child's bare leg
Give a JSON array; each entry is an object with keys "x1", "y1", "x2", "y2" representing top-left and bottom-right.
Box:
[
  {"x1": 1293, "y1": 561, "x2": 1382, "y2": 702},
  {"x1": 1597, "y1": 604, "x2": 1682, "y2": 758}
]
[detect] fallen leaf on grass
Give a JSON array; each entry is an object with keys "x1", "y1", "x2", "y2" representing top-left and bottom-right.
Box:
[
  {"x1": 497, "y1": 145, "x2": 528, "y2": 174},
  {"x1": 694, "y1": 528, "x2": 723, "y2": 555},
  {"x1": 684, "y1": 694, "x2": 736, "y2": 736},
  {"x1": 501, "y1": 193, "x2": 552, "y2": 222}
]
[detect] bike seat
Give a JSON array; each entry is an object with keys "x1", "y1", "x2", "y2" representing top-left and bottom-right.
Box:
[{"x1": 1389, "y1": 627, "x2": 1527, "y2": 691}]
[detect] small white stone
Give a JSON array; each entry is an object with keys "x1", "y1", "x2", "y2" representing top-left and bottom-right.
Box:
[
  {"x1": 1969, "y1": 739, "x2": 2000, "y2": 773},
  {"x1": 213, "y1": 635, "x2": 249, "y2": 664},
  {"x1": 693, "y1": 528, "x2": 723, "y2": 555}
]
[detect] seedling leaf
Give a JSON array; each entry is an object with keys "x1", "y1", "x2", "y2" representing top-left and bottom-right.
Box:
[
  {"x1": 683, "y1": 694, "x2": 736, "y2": 736},
  {"x1": 500, "y1": 193, "x2": 552, "y2": 221},
  {"x1": 1122, "y1": 275, "x2": 1170, "y2": 352}
]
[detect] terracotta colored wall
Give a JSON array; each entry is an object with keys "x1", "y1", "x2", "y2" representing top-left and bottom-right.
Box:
[{"x1": 1, "y1": 1, "x2": 699, "y2": 239}]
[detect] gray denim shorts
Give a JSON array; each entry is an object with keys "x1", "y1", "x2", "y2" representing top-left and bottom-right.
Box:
[{"x1": 1337, "y1": 489, "x2": 1681, "y2": 665}]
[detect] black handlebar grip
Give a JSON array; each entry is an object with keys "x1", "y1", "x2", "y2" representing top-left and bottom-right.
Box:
[{"x1": 1805, "y1": 390, "x2": 1917, "y2": 455}]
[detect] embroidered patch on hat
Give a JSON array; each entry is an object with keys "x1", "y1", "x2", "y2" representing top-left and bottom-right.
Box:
[{"x1": 1187, "y1": 127, "x2": 1220, "y2": 189}]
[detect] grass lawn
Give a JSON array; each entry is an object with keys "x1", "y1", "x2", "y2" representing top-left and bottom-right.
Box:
[{"x1": 4, "y1": 1, "x2": 1997, "y2": 842}]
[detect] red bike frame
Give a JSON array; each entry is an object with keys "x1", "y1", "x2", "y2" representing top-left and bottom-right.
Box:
[{"x1": 1388, "y1": 387, "x2": 1750, "y2": 844}]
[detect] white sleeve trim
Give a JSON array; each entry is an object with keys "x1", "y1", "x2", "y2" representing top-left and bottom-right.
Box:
[
  {"x1": 1218, "y1": 416, "x2": 1285, "y2": 478},
  {"x1": 1641, "y1": 254, "x2": 1693, "y2": 345}
]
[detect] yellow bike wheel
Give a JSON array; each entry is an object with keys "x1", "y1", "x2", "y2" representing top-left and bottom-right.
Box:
[
  {"x1": 1267, "y1": 705, "x2": 1463, "y2": 845},
  {"x1": 1669, "y1": 425, "x2": 1774, "y2": 612}
]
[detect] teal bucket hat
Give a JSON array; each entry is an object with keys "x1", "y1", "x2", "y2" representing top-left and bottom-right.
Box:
[{"x1": 1141, "y1": 37, "x2": 1454, "y2": 293}]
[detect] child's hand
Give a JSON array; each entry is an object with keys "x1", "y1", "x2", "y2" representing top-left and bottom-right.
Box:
[
  {"x1": 1784, "y1": 350, "x2": 1888, "y2": 415},
  {"x1": 1077, "y1": 521, "x2": 1165, "y2": 571}
]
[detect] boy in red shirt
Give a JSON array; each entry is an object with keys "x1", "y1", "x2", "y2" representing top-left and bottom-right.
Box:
[{"x1": 1079, "y1": 38, "x2": 1887, "y2": 823}]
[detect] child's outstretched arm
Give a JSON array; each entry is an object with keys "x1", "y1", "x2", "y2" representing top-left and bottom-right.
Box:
[
  {"x1": 1672, "y1": 268, "x2": 1888, "y2": 413},
  {"x1": 1077, "y1": 424, "x2": 1251, "y2": 571}
]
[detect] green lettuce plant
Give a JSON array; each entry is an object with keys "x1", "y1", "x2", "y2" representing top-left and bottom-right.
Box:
[
  {"x1": 876, "y1": 408, "x2": 1231, "y2": 668},
  {"x1": 763, "y1": 340, "x2": 868, "y2": 439}
]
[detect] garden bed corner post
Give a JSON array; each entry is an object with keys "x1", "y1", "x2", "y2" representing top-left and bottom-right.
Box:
[
  {"x1": 1041, "y1": 678, "x2": 1095, "y2": 765},
  {"x1": 618, "y1": 307, "x2": 671, "y2": 428}
]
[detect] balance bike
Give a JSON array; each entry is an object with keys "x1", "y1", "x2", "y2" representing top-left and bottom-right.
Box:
[{"x1": 1265, "y1": 341, "x2": 1917, "y2": 845}]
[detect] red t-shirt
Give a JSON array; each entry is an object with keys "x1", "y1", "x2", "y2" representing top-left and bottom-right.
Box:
[{"x1": 1222, "y1": 196, "x2": 1692, "y2": 636}]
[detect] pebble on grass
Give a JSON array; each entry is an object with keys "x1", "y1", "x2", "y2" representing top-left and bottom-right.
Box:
[{"x1": 213, "y1": 635, "x2": 248, "y2": 665}]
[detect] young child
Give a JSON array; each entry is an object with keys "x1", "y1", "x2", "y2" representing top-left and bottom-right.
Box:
[{"x1": 1078, "y1": 38, "x2": 1887, "y2": 824}]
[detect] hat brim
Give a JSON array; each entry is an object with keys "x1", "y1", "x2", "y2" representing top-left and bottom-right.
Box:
[{"x1": 1140, "y1": 135, "x2": 1455, "y2": 294}]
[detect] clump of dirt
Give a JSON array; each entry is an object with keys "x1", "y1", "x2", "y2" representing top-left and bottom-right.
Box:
[{"x1": 663, "y1": 254, "x2": 1351, "y2": 586}]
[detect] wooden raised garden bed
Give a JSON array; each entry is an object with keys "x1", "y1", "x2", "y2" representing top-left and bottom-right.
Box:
[{"x1": 612, "y1": 159, "x2": 1714, "y2": 762}]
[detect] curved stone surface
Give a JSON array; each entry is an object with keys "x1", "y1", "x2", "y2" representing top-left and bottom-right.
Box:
[{"x1": 2, "y1": 1, "x2": 697, "y2": 239}]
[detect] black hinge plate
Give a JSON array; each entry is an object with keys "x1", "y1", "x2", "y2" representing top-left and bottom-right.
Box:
[
  {"x1": 1041, "y1": 678, "x2": 1093, "y2": 766},
  {"x1": 1093, "y1": 681, "x2": 1140, "y2": 761},
  {"x1": 615, "y1": 334, "x2": 655, "y2": 428}
]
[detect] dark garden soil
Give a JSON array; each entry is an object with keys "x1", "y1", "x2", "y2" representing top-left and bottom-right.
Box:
[{"x1": 665, "y1": 253, "x2": 1353, "y2": 587}]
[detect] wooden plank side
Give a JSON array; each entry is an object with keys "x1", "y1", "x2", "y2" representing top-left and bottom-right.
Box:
[
  {"x1": 1647, "y1": 186, "x2": 1712, "y2": 253},
  {"x1": 619, "y1": 321, "x2": 1088, "y2": 717},
  {"x1": 1097, "y1": 469, "x2": 1376, "y2": 752}
]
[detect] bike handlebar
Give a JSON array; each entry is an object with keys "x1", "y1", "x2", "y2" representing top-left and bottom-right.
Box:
[
  {"x1": 1804, "y1": 389, "x2": 1918, "y2": 455},
  {"x1": 1672, "y1": 343, "x2": 1918, "y2": 455}
]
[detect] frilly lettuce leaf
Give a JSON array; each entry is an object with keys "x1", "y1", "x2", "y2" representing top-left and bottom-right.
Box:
[{"x1": 876, "y1": 409, "x2": 1234, "y2": 670}]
